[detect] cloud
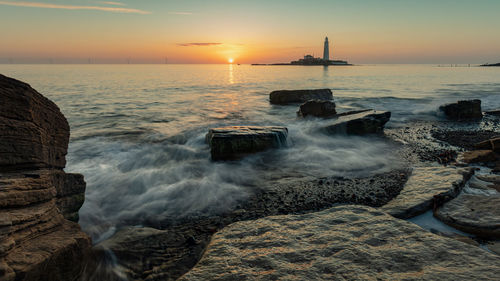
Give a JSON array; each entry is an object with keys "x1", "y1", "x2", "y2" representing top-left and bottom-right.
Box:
[
  {"x1": 177, "y1": 43, "x2": 222, "y2": 47},
  {"x1": 99, "y1": 1, "x2": 125, "y2": 6},
  {"x1": 168, "y1": 11, "x2": 193, "y2": 15},
  {"x1": 0, "y1": 1, "x2": 150, "y2": 14}
]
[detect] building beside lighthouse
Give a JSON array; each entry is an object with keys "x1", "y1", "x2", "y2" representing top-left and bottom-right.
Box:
[{"x1": 290, "y1": 36, "x2": 349, "y2": 65}]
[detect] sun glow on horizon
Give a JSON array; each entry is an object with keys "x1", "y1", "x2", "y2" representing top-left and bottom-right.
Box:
[{"x1": 228, "y1": 58, "x2": 234, "y2": 64}]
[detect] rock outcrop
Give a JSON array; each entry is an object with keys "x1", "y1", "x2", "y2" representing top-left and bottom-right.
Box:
[
  {"x1": 435, "y1": 194, "x2": 500, "y2": 239},
  {"x1": 439, "y1": 99, "x2": 482, "y2": 120},
  {"x1": 380, "y1": 166, "x2": 473, "y2": 219},
  {"x1": 269, "y1": 89, "x2": 332, "y2": 104},
  {"x1": 323, "y1": 110, "x2": 391, "y2": 135},
  {"x1": 206, "y1": 126, "x2": 288, "y2": 160},
  {"x1": 180, "y1": 205, "x2": 500, "y2": 280},
  {"x1": 0, "y1": 74, "x2": 91, "y2": 281},
  {"x1": 297, "y1": 100, "x2": 336, "y2": 117},
  {"x1": 485, "y1": 109, "x2": 500, "y2": 116}
]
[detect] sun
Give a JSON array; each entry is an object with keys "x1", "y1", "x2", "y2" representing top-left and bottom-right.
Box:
[{"x1": 228, "y1": 58, "x2": 234, "y2": 64}]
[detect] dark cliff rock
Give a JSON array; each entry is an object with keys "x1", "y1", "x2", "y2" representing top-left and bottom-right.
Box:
[{"x1": 0, "y1": 74, "x2": 91, "y2": 281}]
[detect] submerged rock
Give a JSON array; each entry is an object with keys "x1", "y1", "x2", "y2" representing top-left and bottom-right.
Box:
[
  {"x1": 380, "y1": 166, "x2": 472, "y2": 219},
  {"x1": 323, "y1": 110, "x2": 391, "y2": 135},
  {"x1": 435, "y1": 194, "x2": 500, "y2": 239},
  {"x1": 0, "y1": 74, "x2": 91, "y2": 281},
  {"x1": 180, "y1": 205, "x2": 500, "y2": 281},
  {"x1": 439, "y1": 99, "x2": 482, "y2": 120},
  {"x1": 206, "y1": 126, "x2": 288, "y2": 160},
  {"x1": 269, "y1": 89, "x2": 332, "y2": 104},
  {"x1": 297, "y1": 100, "x2": 336, "y2": 117}
]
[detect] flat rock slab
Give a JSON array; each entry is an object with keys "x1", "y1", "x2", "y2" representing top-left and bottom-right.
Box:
[
  {"x1": 380, "y1": 166, "x2": 471, "y2": 219},
  {"x1": 206, "y1": 126, "x2": 288, "y2": 160},
  {"x1": 323, "y1": 110, "x2": 391, "y2": 135},
  {"x1": 180, "y1": 205, "x2": 500, "y2": 281},
  {"x1": 269, "y1": 89, "x2": 332, "y2": 104},
  {"x1": 435, "y1": 194, "x2": 500, "y2": 239}
]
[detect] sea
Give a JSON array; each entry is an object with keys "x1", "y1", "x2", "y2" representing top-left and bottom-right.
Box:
[{"x1": 1, "y1": 64, "x2": 499, "y2": 242}]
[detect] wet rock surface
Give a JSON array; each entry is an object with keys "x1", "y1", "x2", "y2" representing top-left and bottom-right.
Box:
[
  {"x1": 297, "y1": 100, "x2": 336, "y2": 117},
  {"x1": 432, "y1": 129, "x2": 500, "y2": 150},
  {"x1": 435, "y1": 194, "x2": 500, "y2": 239},
  {"x1": 380, "y1": 166, "x2": 472, "y2": 219},
  {"x1": 98, "y1": 170, "x2": 409, "y2": 281},
  {"x1": 0, "y1": 75, "x2": 91, "y2": 281},
  {"x1": 439, "y1": 99, "x2": 482, "y2": 120},
  {"x1": 323, "y1": 110, "x2": 391, "y2": 135},
  {"x1": 206, "y1": 126, "x2": 288, "y2": 160},
  {"x1": 269, "y1": 89, "x2": 332, "y2": 104},
  {"x1": 179, "y1": 205, "x2": 500, "y2": 281}
]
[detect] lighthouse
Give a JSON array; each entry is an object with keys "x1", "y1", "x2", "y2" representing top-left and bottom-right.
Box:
[{"x1": 323, "y1": 36, "x2": 329, "y2": 61}]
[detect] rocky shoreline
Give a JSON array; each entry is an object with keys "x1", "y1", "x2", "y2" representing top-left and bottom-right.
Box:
[{"x1": 1, "y1": 76, "x2": 499, "y2": 280}]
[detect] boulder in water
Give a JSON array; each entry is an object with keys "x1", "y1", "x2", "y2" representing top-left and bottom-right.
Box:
[
  {"x1": 206, "y1": 126, "x2": 288, "y2": 160},
  {"x1": 439, "y1": 100, "x2": 482, "y2": 120},
  {"x1": 269, "y1": 89, "x2": 332, "y2": 104},
  {"x1": 323, "y1": 110, "x2": 391, "y2": 135},
  {"x1": 297, "y1": 99, "x2": 336, "y2": 117}
]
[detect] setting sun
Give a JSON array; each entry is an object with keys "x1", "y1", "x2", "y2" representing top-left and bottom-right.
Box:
[{"x1": 228, "y1": 58, "x2": 234, "y2": 63}]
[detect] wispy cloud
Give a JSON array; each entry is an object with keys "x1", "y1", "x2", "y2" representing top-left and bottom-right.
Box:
[
  {"x1": 177, "y1": 43, "x2": 222, "y2": 47},
  {"x1": 99, "y1": 1, "x2": 125, "y2": 6},
  {"x1": 0, "y1": 1, "x2": 150, "y2": 14},
  {"x1": 168, "y1": 11, "x2": 193, "y2": 15}
]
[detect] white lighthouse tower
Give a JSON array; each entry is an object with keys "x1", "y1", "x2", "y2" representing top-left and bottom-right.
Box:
[{"x1": 323, "y1": 36, "x2": 329, "y2": 61}]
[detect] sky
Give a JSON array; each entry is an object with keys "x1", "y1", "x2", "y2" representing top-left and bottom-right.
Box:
[{"x1": 0, "y1": 0, "x2": 499, "y2": 64}]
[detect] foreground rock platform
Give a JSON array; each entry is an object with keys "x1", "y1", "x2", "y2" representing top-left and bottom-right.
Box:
[
  {"x1": 180, "y1": 205, "x2": 500, "y2": 280},
  {"x1": 380, "y1": 166, "x2": 472, "y2": 219},
  {"x1": 269, "y1": 89, "x2": 332, "y2": 104},
  {"x1": 206, "y1": 126, "x2": 288, "y2": 160},
  {"x1": 439, "y1": 99, "x2": 482, "y2": 120},
  {"x1": 99, "y1": 170, "x2": 409, "y2": 281},
  {"x1": 323, "y1": 110, "x2": 391, "y2": 135},
  {"x1": 435, "y1": 194, "x2": 500, "y2": 239},
  {"x1": 0, "y1": 74, "x2": 91, "y2": 281}
]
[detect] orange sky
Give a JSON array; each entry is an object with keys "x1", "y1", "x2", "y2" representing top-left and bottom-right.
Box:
[{"x1": 1, "y1": 0, "x2": 499, "y2": 64}]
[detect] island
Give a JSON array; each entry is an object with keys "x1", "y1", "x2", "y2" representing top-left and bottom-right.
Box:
[
  {"x1": 252, "y1": 36, "x2": 351, "y2": 66},
  {"x1": 480, "y1": 63, "x2": 500, "y2": 67}
]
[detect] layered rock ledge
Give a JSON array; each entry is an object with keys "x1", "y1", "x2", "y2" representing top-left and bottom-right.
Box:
[
  {"x1": 0, "y1": 74, "x2": 91, "y2": 281},
  {"x1": 179, "y1": 205, "x2": 500, "y2": 280}
]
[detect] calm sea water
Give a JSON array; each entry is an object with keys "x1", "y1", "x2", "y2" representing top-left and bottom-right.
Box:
[{"x1": 1, "y1": 64, "x2": 499, "y2": 241}]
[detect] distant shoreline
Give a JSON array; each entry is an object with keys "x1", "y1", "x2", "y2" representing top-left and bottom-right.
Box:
[
  {"x1": 480, "y1": 63, "x2": 500, "y2": 67},
  {"x1": 251, "y1": 63, "x2": 353, "y2": 66}
]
